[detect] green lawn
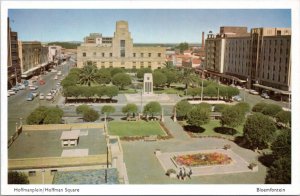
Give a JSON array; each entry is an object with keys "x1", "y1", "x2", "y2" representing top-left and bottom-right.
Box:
[
  {"x1": 179, "y1": 120, "x2": 244, "y2": 140},
  {"x1": 108, "y1": 121, "x2": 166, "y2": 137}
]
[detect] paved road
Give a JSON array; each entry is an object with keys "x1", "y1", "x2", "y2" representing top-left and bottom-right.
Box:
[{"x1": 7, "y1": 60, "x2": 73, "y2": 139}]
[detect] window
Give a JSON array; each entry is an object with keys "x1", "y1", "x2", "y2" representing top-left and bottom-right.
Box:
[
  {"x1": 133, "y1": 53, "x2": 136, "y2": 57},
  {"x1": 110, "y1": 53, "x2": 112, "y2": 57},
  {"x1": 102, "y1": 53, "x2": 105, "y2": 57},
  {"x1": 120, "y1": 40, "x2": 125, "y2": 57},
  {"x1": 93, "y1": 52, "x2": 96, "y2": 56},
  {"x1": 148, "y1": 53, "x2": 151, "y2": 57},
  {"x1": 109, "y1": 62, "x2": 113, "y2": 67},
  {"x1": 83, "y1": 52, "x2": 86, "y2": 57},
  {"x1": 141, "y1": 53, "x2": 144, "y2": 57}
]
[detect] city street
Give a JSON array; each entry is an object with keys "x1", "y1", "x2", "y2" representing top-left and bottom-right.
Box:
[{"x1": 7, "y1": 59, "x2": 74, "y2": 139}]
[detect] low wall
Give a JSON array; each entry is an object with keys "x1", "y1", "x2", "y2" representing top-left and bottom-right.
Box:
[
  {"x1": 8, "y1": 126, "x2": 22, "y2": 148},
  {"x1": 22, "y1": 123, "x2": 104, "y2": 132},
  {"x1": 8, "y1": 155, "x2": 109, "y2": 170}
]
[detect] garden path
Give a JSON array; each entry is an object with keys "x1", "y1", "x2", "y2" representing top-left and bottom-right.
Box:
[{"x1": 163, "y1": 117, "x2": 190, "y2": 141}]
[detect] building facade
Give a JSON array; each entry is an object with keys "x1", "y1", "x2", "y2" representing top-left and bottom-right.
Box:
[
  {"x1": 19, "y1": 41, "x2": 42, "y2": 78},
  {"x1": 7, "y1": 18, "x2": 21, "y2": 88},
  {"x1": 77, "y1": 21, "x2": 166, "y2": 70},
  {"x1": 205, "y1": 26, "x2": 291, "y2": 93}
]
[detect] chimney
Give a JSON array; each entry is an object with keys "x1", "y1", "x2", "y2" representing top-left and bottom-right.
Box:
[{"x1": 202, "y1": 32, "x2": 205, "y2": 49}]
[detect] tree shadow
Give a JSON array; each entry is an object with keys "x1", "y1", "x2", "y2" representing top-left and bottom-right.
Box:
[
  {"x1": 258, "y1": 154, "x2": 275, "y2": 167},
  {"x1": 234, "y1": 136, "x2": 251, "y2": 149},
  {"x1": 183, "y1": 125, "x2": 205, "y2": 133},
  {"x1": 214, "y1": 127, "x2": 237, "y2": 135},
  {"x1": 100, "y1": 117, "x2": 114, "y2": 122}
]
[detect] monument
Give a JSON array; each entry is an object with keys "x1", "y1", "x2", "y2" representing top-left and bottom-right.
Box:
[{"x1": 143, "y1": 73, "x2": 153, "y2": 94}]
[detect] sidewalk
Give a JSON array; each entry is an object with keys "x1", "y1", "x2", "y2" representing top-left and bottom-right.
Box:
[{"x1": 163, "y1": 117, "x2": 190, "y2": 141}]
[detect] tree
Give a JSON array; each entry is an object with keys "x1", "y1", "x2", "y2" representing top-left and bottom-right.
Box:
[
  {"x1": 187, "y1": 88, "x2": 201, "y2": 99},
  {"x1": 175, "y1": 100, "x2": 192, "y2": 119},
  {"x1": 95, "y1": 86, "x2": 106, "y2": 99},
  {"x1": 220, "y1": 106, "x2": 245, "y2": 128},
  {"x1": 137, "y1": 68, "x2": 152, "y2": 79},
  {"x1": 163, "y1": 61, "x2": 174, "y2": 69},
  {"x1": 243, "y1": 113, "x2": 276, "y2": 149},
  {"x1": 122, "y1": 103, "x2": 138, "y2": 117},
  {"x1": 187, "y1": 106, "x2": 210, "y2": 127},
  {"x1": 161, "y1": 68, "x2": 177, "y2": 87},
  {"x1": 203, "y1": 85, "x2": 218, "y2": 98},
  {"x1": 153, "y1": 71, "x2": 167, "y2": 88},
  {"x1": 271, "y1": 130, "x2": 291, "y2": 159},
  {"x1": 110, "y1": 67, "x2": 124, "y2": 76},
  {"x1": 112, "y1": 73, "x2": 132, "y2": 90},
  {"x1": 78, "y1": 62, "x2": 98, "y2": 86},
  {"x1": 26, "y1": 106, "x2": 48, "y2": 125},
  {"x1": 178, "y1": 67, "x2": 199, "y2": 90},
  {"x1": 101, "y1": 105, "x2": 115, "y2": 119},
  {"x1": 8, "y1": 171, "x2": 29, "y2": 184},
  {"x1": 252, "y1": 102, "x2": 268, "y2": 113},
  {"x1": 276, "y1": 111, "x2": 291, "y2": 127},
  {"x1": 176, "y1": 42, "x2": 189, "y2": 54},
  {"x1": 143, "y1": 101, "x2": 162, "y2": 118},
  {"x1": 262, "y1": 104, "x2": 283, "y2": 118},
  {"x1": 83, "y1": 108, "x2": 100, "y2": 122},
  {"x1": 81, "y1": 86, "x2": 96, "y2": 101},
  {"x1": 233, "y1": 102, "x2": 250, "y2": 115},
  {"x1": 265, "y1": 156, "x2": 291, "y2": 184},
  {"x1": 43, "y1": 107, "x2": 64, "y2": 124},
  {"x1": 104, "y1": 86, "x2": 119, "y2": 101},
  {"x1": 96, "y1": 68, "x2": 111, "y2": 84},
  {"x1": 226, "y1": 86, "x2": 240, "y2": 99},
  {"x1": 213, "y1": 104, "x2": 229, "y2": 112},
  {"x1": 76, "y1": 104, "x2": 90, "y2": 114}
]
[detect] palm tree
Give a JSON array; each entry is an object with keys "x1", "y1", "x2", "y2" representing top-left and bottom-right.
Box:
[
  {"x1": 178, "y1": 67, "x2": 199, "y2": 90},
  {"x1": 78, "y1": 61, "x2": 98, "y2": 86}
]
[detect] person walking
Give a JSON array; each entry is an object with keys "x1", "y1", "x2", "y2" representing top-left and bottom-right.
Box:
[
  {"x1": 182, "y1": 167, "x2": 187, "y2": 180},
  {"x1": 188, "y1": 168, "x2": 193, "y2": 179},
  {"x1": 178, "y1": 168, "x2": 183, "y2": 180}
]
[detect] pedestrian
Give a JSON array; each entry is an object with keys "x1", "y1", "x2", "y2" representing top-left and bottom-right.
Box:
[
  {"x1": 178, "y1": 168, "x2": 183, "y2": 180},
  {"x1": 188, "y1": 168, "x2": 193, "y2": 179},
  {"x1": 182, "y1": 167, "x2": 186, "y2": 180}
]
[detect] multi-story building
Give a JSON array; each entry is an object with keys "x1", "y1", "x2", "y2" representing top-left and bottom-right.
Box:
[
  {"x1": 7, "y1": 18, "x2": 21, "y2": 88},
  {"x1": 19, "y1": 41, "x2": 42, "y2": 78},
  {"x1": 77, "y1": 21, "x2": 166, "y2": 70},
  {"x1": 48, "y1": 45, "x2": 62, "y2": 63},
  {"x1": 205, "y1": 26, "x2": 291, "y2": 95}
]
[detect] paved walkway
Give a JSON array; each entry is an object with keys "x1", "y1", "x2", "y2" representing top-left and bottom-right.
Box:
[{"x1": 163, "y1": 117, "x2": 190, "y2": 141}]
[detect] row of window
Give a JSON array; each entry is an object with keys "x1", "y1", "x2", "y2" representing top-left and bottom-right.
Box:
[{"x1": 82, "y1": 52, "x2": 162, "y2": 58}]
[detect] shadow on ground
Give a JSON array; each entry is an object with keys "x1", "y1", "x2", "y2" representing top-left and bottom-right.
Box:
[{"x1": 214, "y1": 127, "x2": 237, "y2": 135}]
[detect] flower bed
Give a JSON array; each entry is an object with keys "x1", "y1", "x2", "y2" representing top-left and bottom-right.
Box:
[{"x1": 173, "y1": 152, "x2": 232, "y2": 167}]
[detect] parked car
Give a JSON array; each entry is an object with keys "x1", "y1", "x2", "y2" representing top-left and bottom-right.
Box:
[
  {"x1": 51, "y1": 69, "x2": 57, "y2": 73},
  {"x1": 39, "y1": 93, "x2": 45, "y2": 100},
  {"x1": 46, "y1": 93, "x2": 53, "y2": 100},
  {"x1": 249, "y1": 90, "x2": 259, "y2": 95},
  {"x1": 54, "y1": 75, "x2": 58, "y2": 80},
  {"x1": 261, "y1": 93, "x2": 270, "y2": 99},
  {"x1": 39, "y1": 80, "x2": 46, "y2": 85},
  {"x1": 233, "y1": 95, "x2": 242, "y2": 102},
  {"x1": 8, "y1": 90, "x2": 16, "y2": 96},
  {"x1": 17, "y1": 83, "x2": 25, "y2": 90},
  {"x1": 26, "y1": 93, "x2": 34, "y2": 101},
  {"x1": 31, "y1": 91, "x2": 40, "y2": 97},
  {"x1": 11, "y1": 86, "x2": 19, "y2": 92},
  {"x1": 57, "y1": 71, "x2": 62, "y2": 76},
  {"x1": 29, "y1": 85, "x2": 38, "y2": 90}
]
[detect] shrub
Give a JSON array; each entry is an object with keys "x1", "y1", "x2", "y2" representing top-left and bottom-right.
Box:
[{"x1": 165, "y1": 169, "x2": 176, "y2": 176}]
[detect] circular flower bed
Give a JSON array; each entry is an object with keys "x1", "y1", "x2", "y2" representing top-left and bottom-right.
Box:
[{"x1": 173, "y1": 152, "x2": 232, "y2": 167}]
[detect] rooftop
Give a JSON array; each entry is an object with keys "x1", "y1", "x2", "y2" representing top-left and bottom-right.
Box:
[{"x1": 8, "y1": 128, "x2": 107, "y2": 159}]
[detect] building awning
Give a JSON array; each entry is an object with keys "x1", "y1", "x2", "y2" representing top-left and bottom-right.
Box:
[
  {"x1": 22, "y1": 66, "x2": 40, "y2": 75},
  {"x1": 253, "y1": 83, "x2": 291, "y2": 95}
]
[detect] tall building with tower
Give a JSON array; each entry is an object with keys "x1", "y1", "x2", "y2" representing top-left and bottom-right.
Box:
[{"x1": 77, "y1": 21, "x2": 166, "y2": 70}]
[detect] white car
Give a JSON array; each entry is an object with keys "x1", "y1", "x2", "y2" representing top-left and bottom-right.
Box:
[
  {"x1": 54, "y1": 75, "x2": 58, "y2": 80},
  {"x1": 39, "y1": 93, "x2": 45, "y2": 100},
  {"x1": 29, "y1": 85, "x2": 38, "y2": 90},
  {"x1": 8, "y1": 90, "x2": 16, "y2": 96},
  {"x1": 46, "y1": 93, "x2": 53, "y2": 100},
  {"x1": 31, "y1": 91, "x2": 39, "y2": 97},
  {"x1": 57, "y1": 71, "x2": 62, "y2": 76},
  {"x1": 249, "y1": 90, "x2": 259, "y2": 95}
]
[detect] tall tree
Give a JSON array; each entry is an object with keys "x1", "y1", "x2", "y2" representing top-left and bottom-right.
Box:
[
  {"x1": 96, "y1": 68, "x2": 111, "y2": 84},
  {"x1": 175, "y1": 100, "x2": 193, "y2": 120},
  {"x1": 220, "y1": 106, "x2": 245, "y2": 128},
  {"x1": 143, "y1": 101, "x2": 162, "y2": 118},
  {"x1": 101, "y1": 105, "x2": 116, "y2": 120},
  {"x1": 112, "y1": 73, "x2": 132, "y2": 89},
  {"x1": 178, "y1": 67, "x2": 198, "y2": 90},
  {"x1": 243, "y1": 113, "x2": 276, "y2": 149},
  {"x1": 187, "y1": 105, "x2": 210, "y2": 127},
  {"x1": 8, "y1": 171, "x2": 29, "y2": 184},
  {"x1": 122, "y1": 103, "x2": 138, "y2": 117},
  {"x1": 153, "y1": 71, "x2": 167, "y2": 88},
  {"x1": 78, "y1": 62, "x2": 98, "y2": 86},
  {"x1": 176, "y1": 42, "x2": 189, "y2": 54},
  {"x1": 137, "y1": 68, "x2": 152, "y2": 79}
]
